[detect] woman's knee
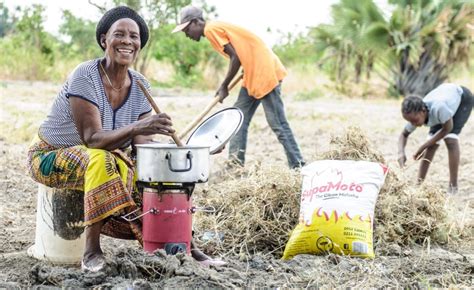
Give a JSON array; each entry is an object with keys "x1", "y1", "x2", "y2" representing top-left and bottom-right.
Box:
[
  {"x1": 87, "y1": 148, "x2": 111, "y2": 161},
  {"x1": 426, "y1": 143, "x2": 440, "y2": 152},
  {"x1": 87, "y1": 148, "x2": 114, "y2": 166},
  {"x1": 87, "y1": 149, "x2": 115, "y2": 170},
  {"x1": 444, "y1": 138, "x2": 459, "y2": 150}
]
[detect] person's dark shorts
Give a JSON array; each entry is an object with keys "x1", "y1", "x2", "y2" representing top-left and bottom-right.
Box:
[{"x1": 429, "y1": 86, "x2": 473, "y2": 135}]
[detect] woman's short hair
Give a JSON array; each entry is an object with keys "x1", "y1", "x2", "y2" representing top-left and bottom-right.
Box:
[
  {"x1": 401, "y1": 95, "x2": 425, "y2": 114},
  {"x1": 96, "y1": 6, "x2": 149, "y2": 50}
]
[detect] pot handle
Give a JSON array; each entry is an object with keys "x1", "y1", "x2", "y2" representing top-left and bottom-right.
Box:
[{"x1": 166, "y1": 151, "x2": 193, "y2": 172}]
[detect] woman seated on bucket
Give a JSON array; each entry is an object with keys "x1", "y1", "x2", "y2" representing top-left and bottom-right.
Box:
[
  {"x1": 397, "y1": 83, "x2": 473, "y2": 194},
  {"x1": 27, "y1": 6, "x2": 222, "y2": 271}
]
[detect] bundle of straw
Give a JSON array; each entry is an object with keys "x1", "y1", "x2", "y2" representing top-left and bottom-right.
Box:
[
  {"x1": 193, "y1": 164, "x2": 301, "y2": 257},
  {"x1": 320, "y1": 126, "x2": 452, "y2": 249},
  {"x1": 194, "y1": 126, "x2": 456, "y2": 257}
]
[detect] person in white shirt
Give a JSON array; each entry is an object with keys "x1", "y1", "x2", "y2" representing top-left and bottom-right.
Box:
[{"x1": 398, "y1": 83, "x2": 473, "y2": 194}]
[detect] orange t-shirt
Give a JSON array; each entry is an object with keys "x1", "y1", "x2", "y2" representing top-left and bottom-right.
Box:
[{"x1": 204, "y1": 21, "x2": 287, "y2": 99}]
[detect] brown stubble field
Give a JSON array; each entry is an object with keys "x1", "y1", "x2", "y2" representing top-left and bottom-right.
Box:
[{"x1": 0, "y1": 77, "x2": 472, "y2": 287}]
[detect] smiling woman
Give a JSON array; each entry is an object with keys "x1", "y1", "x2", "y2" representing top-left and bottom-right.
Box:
[
  {"x1": 24, "y1": 5, "x2": 222, "y2": 273},
  {"x1": 26, "y1": 5, "x2": 224, "y2": 271},
  {"x1": 26, "y1": 6, "x2": 170, "y2": 272}
]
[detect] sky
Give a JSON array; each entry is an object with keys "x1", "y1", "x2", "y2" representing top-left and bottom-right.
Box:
[{"x1": 4, "y1": 0, "x2": 391, "y2": 46}]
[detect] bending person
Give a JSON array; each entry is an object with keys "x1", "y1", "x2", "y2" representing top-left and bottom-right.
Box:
[
  {"x1": 398, "y1": 83, "x2": 473, "y2": 194},
  {"x1": 172, "y1": 6, "x2": 305, "y2": 169}
]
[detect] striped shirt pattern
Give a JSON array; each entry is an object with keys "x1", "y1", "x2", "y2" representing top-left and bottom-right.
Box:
[{"x1": 39, "y1": 58, "x2": 152, "y2": 148}]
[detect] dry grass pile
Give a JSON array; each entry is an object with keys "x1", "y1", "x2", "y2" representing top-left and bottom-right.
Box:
[
  {"x1": 194, "y1": 165, "x2": 301, "y2": 258},
  {"x1": 195, "y1": 126, "x2": 460, "y2": 258},
  {"x1": 374, "y1": 173, "x2": 452, "y2": 249},
  {"x1": 319, "y1": 126, "x2": 386, "y2": 163},
  {"x1": 321, "y1": 126, "x2": 457, "y2": 250}
]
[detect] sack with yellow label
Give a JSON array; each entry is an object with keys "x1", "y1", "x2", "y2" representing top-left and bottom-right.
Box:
[{"x1": 282, "y1": 160, "x2": 388, "y2": 259}]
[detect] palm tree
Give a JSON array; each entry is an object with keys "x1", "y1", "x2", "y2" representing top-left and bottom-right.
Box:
[
  {"x1": 364, "y1": 0, "x2": 473, "y2": 96},
  {"x1": 313, "y1": 0, "x2": 473, "y2": 97},
  {"x1": 312, "y1": 0, "x2": 385, "y2": 84},
  {"x1": 311, "y1": 24, "x2": 351, "y2": 83}
]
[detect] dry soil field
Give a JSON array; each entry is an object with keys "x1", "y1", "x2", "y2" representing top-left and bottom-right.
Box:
[{"x1": 0, "y1": 80, "x2": 472, "y2": 288}]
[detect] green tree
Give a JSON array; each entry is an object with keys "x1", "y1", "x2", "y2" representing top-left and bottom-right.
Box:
[
  {"x1": 313, "y1": 0, "x2": 473, "y2": 97},
  {"x1": 364, "y1": 0, "x2": 473, "y2": 96},
  {"x1": 0, "y1": 2, "x2": 15, "y2": 37},
  {"x1": 310, "y1": 24, "x2": 352, "y2": 83},
  {"x1": 273, "y1": 31, "x2": 321, "y2": 67},
  {"x1": 0, "y1": 4, "x2": 59, "y2": 79},
  {"x1": 15, "y1": 4, "x2": 51, "y2": 53},
  {"x1": 310, "y1": 0, "x2": 384, "y2": 84},
  {"x1": 152, "y1": 23, "x2": 223, "y2": 85},
  {"x1": 59, "y1": 10, "x2": 102, "y2": 60}
]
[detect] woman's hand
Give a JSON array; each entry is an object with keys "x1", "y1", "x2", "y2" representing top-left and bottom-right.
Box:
[
  {"x1": 136, "y1": 113, "x2": 175, "y2": 136},
  {"x1": 411, "y1": 119, "x2": 452, "y2": 161},
  {"x1": 413, "y1": 146, "x2": 426, "y2": 161}
]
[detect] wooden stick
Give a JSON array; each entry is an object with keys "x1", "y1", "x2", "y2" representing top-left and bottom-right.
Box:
[
  {"x1": 136, "y1": 80, "x2": 184, "y2": 147},
  {"x1": 401, "y1": 148, "x2": 429, "y2": 169},
  {"x1": 178, "y1": 73, "x2": 243, "y2": 140}
]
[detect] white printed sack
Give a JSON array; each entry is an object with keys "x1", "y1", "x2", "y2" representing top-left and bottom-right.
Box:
[{"x1": 282, "y1": 160, "x2": 388, "y2": 259}]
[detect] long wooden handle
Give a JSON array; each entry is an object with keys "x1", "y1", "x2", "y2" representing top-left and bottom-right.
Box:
[
  {"x1": 178, "y1": 73, "x2": 243, "y2": 140},
  {"x1": 136, "y1": 80, "x2": 184, "y2": 147}
]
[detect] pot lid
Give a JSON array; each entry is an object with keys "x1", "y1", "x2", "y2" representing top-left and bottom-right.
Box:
[{"x1": 186, "y1": 107, "x2": 243, "y2": 154}]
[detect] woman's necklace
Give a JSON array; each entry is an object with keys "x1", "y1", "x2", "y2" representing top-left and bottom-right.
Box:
[{"x1": 100, "y1": 61, "x2": 125, "y2": 92}]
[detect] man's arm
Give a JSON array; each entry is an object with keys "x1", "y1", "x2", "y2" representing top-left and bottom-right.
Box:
[{"x1": 217, "y1": 43, "x2": 241, "y2": 102}]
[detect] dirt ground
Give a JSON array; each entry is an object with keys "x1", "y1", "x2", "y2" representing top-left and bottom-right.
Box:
[{"x1": 0, "y1": 80, "x2": 472, "y2": 288}]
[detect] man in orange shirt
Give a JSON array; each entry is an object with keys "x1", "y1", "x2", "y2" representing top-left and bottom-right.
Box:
[{"x1": 173, "y1": 6, "x2": 305, "y2": 169}]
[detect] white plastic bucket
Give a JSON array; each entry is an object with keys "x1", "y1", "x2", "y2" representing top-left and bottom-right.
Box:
[{"x1": 27, "y1": 184, "x2": 85, "y2": 264}]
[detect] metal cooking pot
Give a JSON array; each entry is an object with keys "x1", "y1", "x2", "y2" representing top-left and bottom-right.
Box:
[
  {"x1": 135, "y1": 144, "x2": 209, "y2": 183},
  {"x1": 135, "y1": 107, "x2": 243, "y2": 184}
]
